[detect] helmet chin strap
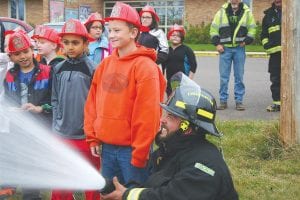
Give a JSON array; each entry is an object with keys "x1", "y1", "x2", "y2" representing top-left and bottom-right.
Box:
[{"x1": 179, "y1": 120, "x2": 193, "y2": 135}]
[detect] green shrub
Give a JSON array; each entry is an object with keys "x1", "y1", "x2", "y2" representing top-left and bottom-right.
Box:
[
  {"x1": 185, "y1": 22, "x2": 211, "y2": 44},
  {"x1": 253, "y1": 21, "x2": 262, "y2": 45}
]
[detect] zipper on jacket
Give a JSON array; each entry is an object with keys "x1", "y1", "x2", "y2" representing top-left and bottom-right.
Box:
[{"x1": 68, "y1": 70, "x2": 73, "y2": 82}]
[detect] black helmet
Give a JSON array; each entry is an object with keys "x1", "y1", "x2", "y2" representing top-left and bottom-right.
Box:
[{"x1": 161, "y1": 72, "x2": 221, "y2": 137}]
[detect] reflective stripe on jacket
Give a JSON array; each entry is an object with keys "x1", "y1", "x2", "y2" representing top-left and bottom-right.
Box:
[
  {"x1": 210, "y1": 2, "x2": 257, "y2": 47},
  {"x1": 261, "y1": 3, "x2": 281, "y2": 54}
]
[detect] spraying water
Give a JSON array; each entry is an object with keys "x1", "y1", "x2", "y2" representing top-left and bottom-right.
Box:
[
  {"x1": 0, "y1": 104, "x2": 105, "y2": 190},
  {"x1": 0, "y1": 106, "x2": 105, "y2": 190},
  {"x1": 0, "y1": 58, "x2": 105, "y2": 190}
]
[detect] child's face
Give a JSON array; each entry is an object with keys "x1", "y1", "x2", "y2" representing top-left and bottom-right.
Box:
[
  {"x1": 37, "y1": 38, "x2": 57, "y2": 56},
  {"x1": 108, "y1": 20, "x2": 138, "y2": 49},
  {"x1": 9, "y1": 48, "x2": 34, "y2": 69},
  {"x1": 89, "y1": 21, "x2": 103, "y2": 39},
  {"x1": 61, "y1": 35, "x2": 88, "y2": 59},
  {"x1": 170, "y1": 31, "x2": 182, "y2": 46},
  {"x1": 141, "y1": 12, "x2": 153, "y2": 27}
]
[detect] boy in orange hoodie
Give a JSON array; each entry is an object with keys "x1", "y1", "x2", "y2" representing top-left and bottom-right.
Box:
[{"x1": 84, "y1": 2, "x2": 166, "y2": 186}]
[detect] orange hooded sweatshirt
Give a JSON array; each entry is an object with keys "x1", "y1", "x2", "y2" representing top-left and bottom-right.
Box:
[{"x1": 84, "y1": 45, "x2": 166, "y2": 168}]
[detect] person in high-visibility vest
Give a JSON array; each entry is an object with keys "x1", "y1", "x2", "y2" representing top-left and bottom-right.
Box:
[
  {"x1": 210, "y1": 0, "x2": 256, "y2": 111},
  {"x1": 261, "y1": 0, "x2": 282, "y2": 112}
]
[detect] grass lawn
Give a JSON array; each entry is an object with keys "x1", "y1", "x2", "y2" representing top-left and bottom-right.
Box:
[
  {"x1": 187, "y1": 43, "x2": 265, "y2": 52},
  {"x1": 7, "y1": 121, "x2": 299, "y2": 200},
  {"x1": 210, "y1": 120, "x2": 300, "y2": 200}
]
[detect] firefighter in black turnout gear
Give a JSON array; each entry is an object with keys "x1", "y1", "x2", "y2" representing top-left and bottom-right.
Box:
[
  {"x1": 261, "y1": 0, "x2": 282, "y2": 112},
  {"x1": 101, "y1": 72, "x2": 238, "y2": 200}
]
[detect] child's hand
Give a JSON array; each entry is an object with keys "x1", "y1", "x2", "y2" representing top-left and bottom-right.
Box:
[
  {"x1": 90, "y1": 145, "x2": 101, "y2": 157},
  {"x1": 21, "y1": 103, "x2": 43, "y2": 113}
]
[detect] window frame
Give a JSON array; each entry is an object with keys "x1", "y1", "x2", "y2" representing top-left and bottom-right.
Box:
[{"x1": 8, "y1": 0, "x2": 26, "y2": 20}]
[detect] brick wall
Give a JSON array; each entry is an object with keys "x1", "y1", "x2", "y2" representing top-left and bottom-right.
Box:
[
  {"x1": 64, "y1": 0, "x2": 104, "y2": 12},
  {"x1": 253, "y1": 0, "x2": 274, "y2": 24},
  {"x1": 185, "y1": 0, "x2": 274, "y2": 26},
  {"x1": 26, "y1": 0, "x2": 44, "y2": 26},
  {"x1": 67, "y1": 0, "x2": 104, "y2": 20},
  {"x1": 185, "y1": 0, "x2": 224, "y2": 26},
  {"x1": 43, "y1": 0, "x2": 49, "y2": 22},
  {"x1": 0, "y1": 0, "x2": 275, "y2": 28},
  {"x1": 42, "y1": 0, "x2": 104, "y2": 23},
  {"x1": 0, "y1": 1, "x2": 8, "y2": 16},
  {"x1": 14, "y1": 0, "x2": 104, "y2": 27}
]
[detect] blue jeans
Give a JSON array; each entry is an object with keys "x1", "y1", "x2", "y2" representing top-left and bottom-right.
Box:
[
  {"x1": 219, "y1": 46, "x2": 246, "y2": 103},
  {"x1": 101, "y1": 144, "x2": 148, "y2": 186}
]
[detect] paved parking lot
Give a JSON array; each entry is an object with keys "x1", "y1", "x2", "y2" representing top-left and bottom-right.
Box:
[{"x1": 193, "y1": 56, "x2": 280, "y2": 121}]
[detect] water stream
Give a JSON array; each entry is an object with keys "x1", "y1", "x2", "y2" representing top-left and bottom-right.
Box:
[{"x1": 0, "y1": 102, "x2": 105, "y2": 190}]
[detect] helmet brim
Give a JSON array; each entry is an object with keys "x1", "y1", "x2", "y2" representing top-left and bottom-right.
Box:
[
  {"x1": 160, "y1": 103, "x2": 188, "y2": 120},
  {"x1": 84, "y1": 19, "x2": 105, "y2": 27},
  {"x1": 104, "y1": 17, "x2": 141, "y2": 29},
  {"x1": 196, "y1": 120, "x2": 221, "y2": 137},
  {"x1": 58, "y1": 33, "x2": 95, "y2": 42},
  {"x1": 139, "y1": 10, "x2": 160, "y2": 22}
]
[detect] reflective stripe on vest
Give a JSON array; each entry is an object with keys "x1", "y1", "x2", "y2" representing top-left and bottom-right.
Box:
[
  {"x1": 220, "y1": 37, "x2": 231, "y2": 43},
  {"x1": 127, "y1": 188, "x2": 145, "y2": 200}
]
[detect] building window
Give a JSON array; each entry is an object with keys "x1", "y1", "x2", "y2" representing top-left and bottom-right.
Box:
[
  {"x1": 9, "y1": 0, "x2": 25, "y2": 20},
  {"x1": 104, "y1": 0, "x2": 184, "y2": 32}
]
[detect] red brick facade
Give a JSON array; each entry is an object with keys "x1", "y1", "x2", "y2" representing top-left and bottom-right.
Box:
[
  {"x1": 185, "y1": 0, "x2": 273, "y2": 26},
  {"x1": 0, "y1": 0, "x2": 274, "y2": 27},
  {"x1": 0, "y1": 0, "x2": 104, "y2": 26}
]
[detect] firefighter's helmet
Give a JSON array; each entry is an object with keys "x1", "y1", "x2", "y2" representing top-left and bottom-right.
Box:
[
  {"x1": 59, "y1": 19, "x2": 94, "y2": 41},
  {"x1": 84, "y1": 12, "x2": 105, "y2": 26},
  {"x1": 161, "y1": 72, "x2": 221, "y2": 137},
  {"x1": 167, "y1": 24, "x2": 186, "y2": 40},
  {"x1": 35, "y1": 26, "x2": 60, "y2": 45},
  {"x1": 7, "y1": 31, "x2": 32, "y2": 53},
  {"x1": 139, "y1": 5, "x2": 160, "y2": 22},
  {"x1": 105, "y1": 2, "x2": 141, "y2": 29}
]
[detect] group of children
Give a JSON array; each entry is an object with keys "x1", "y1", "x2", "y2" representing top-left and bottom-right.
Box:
[{"x1": 1, "y1": 2, "x2": 197, "y2": 200}]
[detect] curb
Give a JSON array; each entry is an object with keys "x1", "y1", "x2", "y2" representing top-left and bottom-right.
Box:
[{"x1": 194, "y1": 51, "x2": 268, "y2": 58}]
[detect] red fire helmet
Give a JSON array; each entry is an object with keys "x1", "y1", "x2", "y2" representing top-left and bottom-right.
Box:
[
  {"x1": 31, "y1": 25, "x2": 45, "y2": 40},
  {"x1": 35, "y1": 26, "x2": 61, "y2": 45},
  {"x1": 59, "y1": 19, "x2": 94, "y2": 42},
  {"x1": 84, "y1": 12, "x2": 105, "y2": 26},
  {"x1": 105, "y1": 2, "x2": 141, "y2": 29},
  {"x1": 7, "y1": 31, "x2": 32, "y2": 53},
  {"x1": 167, "y1": 24, "x2": 186, "y2": 40},
  {"x1": 139, "y1": 5, "x2": 160, "y2": 22},
  {"x1": 4, "y1": 30, "x2": 15, "y2": 37}
]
